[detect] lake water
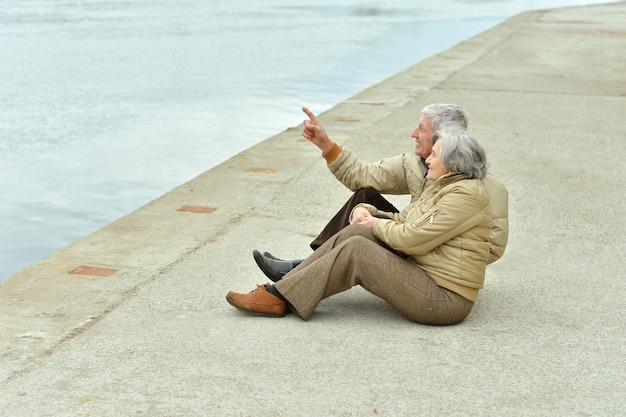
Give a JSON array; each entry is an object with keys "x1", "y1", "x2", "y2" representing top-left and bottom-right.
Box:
[{"x1": 0, "y1": 0, "x2": 613, "y2": 281}]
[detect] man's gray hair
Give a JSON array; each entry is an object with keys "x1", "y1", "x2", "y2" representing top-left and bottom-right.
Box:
[
  {"x1": 422, "y1": 103, "x2": 468, "y2": 130},
  {"x1": 432, "y1": 129, "x2": 489, "y2": 179}
]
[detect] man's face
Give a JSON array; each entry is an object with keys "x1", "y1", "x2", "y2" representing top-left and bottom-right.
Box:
[{"x1": 411, "y1": 114, "x2": 435, "y2": 159}]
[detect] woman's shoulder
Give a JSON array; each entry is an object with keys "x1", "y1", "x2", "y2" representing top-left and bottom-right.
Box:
[
  {"x1": 454, "y1": 177, "x2": 489, "y2": 197},
  {"x1": 438, "y1": 177, "x2": 489, "y2": 205}
]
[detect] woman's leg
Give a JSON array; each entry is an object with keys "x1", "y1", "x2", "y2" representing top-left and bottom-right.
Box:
[{"x1": 275, "y1": 225, "x2": 473, "y2": 325}]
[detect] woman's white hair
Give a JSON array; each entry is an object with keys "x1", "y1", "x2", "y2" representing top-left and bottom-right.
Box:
[{"x1": 432, "y1": 129, "x2": 489, "y2": 179}]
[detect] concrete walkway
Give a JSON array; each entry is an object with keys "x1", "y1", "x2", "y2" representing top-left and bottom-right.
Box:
[{"x1": 1, "y1": 3, "x2": 625, "y2": 416}]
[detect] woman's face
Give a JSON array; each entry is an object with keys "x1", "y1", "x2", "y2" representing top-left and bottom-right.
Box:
[{"x1": 425, "y1": 140, "x2": 450, "y2": 181}]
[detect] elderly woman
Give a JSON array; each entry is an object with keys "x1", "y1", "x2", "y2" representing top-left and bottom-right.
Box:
[{"x1": 226, "y1": 129, "x2": 492, "y2": 325}]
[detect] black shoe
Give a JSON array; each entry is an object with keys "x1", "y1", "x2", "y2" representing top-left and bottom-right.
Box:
[
  {"x1": 253, "y1": 250, "x2": 288, "y2": 282},
  {"x1": 253, "y1": 250, "x2": 304, "y2": 282},
  {"x1": 264, "y1": 252, "x2": 305, "y2": 268},
  {"x1": 263, "y1": 251, "x2": 283, "y2": 261}
]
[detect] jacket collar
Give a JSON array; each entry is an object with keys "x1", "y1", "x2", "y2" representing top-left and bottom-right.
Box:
[
  {"x1": 433, "y1": 172, "x2": 470, "y2": 187},
  {"x1": 419, "y1": 157, "x2": 428, "y2": 178}
]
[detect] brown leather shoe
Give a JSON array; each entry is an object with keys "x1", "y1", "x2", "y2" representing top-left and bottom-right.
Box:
[{"x1": 226, "y1": 284, "x2": 287, "y2": 317}]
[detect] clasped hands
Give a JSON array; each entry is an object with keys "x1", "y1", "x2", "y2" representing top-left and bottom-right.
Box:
[{"x1": 350, "y1": 206, "x2": 378, "y2": 229}]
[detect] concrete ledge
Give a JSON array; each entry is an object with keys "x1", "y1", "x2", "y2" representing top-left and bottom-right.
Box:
[{"x1": 1, "y1": 3, "x2": 625, "y2": 416}]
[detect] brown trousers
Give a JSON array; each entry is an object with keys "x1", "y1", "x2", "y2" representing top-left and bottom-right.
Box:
[{"x1": 275, "y1": 224, "x2": 474, "y2": 325}]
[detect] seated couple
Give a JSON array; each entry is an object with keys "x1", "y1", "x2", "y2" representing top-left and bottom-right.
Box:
[{"x1": 226, "y1": 104, "x2": 508, "y2": 325}]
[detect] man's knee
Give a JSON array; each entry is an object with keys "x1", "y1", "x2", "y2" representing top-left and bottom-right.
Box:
[{"x1": 353, "y1": 188, "x2": 383, "y2": 201}]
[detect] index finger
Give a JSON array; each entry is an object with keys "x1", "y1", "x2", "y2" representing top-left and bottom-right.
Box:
[{"x1": 302, "y1": 107, "x2": 319, "y2": 123}]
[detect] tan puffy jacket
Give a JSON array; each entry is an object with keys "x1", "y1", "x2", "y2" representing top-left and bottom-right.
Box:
[
  {"x1": 354, "y1": 174, "x2": 492, "y2": 302},
  {"x1": 327, "y1": 146, "x2": 508, "y2": 264}
]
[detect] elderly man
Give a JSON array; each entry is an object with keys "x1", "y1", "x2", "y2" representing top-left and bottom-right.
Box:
[{"x1": 254, "y1": 104, "x2": 509, "y2": 280}]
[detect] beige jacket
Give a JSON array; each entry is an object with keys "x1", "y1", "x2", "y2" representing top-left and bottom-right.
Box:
[
  {"x1": 327, "y1": 145, "x2": 508, "y2": 264},
  {"x1": 353, "y1": 174, "x2": 492, "y2": 302}
]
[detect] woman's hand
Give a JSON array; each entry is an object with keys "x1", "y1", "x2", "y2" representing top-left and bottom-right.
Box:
[
  {"x1": 302, "y1": 107, "x2": 335, "y2": 153},
  {"x1": 351, "y1": 207, "x2": 378, "y2": 229}
]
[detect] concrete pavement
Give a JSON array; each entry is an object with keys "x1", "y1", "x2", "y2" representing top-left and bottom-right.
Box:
[{"x1": 1, "y1": 2, "x2": 625, "y2": 416}]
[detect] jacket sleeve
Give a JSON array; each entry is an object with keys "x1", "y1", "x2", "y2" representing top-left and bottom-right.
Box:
[
  {"x1": 373, "y1": 184, "x2": 486, "y2": 256},
  {"x1": 327, "y1": 147, "x2": 412, "y2": 195}
]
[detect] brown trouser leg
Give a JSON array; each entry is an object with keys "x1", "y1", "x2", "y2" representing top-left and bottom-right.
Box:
[
  {"x1": 309, "y1": 188, "x2": 399, "y2": 250},
  {"x1": 276, "y1": 224, "x2": 474, "y2": 325}
]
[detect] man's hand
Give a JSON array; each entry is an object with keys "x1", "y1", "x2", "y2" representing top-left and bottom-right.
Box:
[{"x1": 302, "y1": 107, "x2": 335, "y2": 153}]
